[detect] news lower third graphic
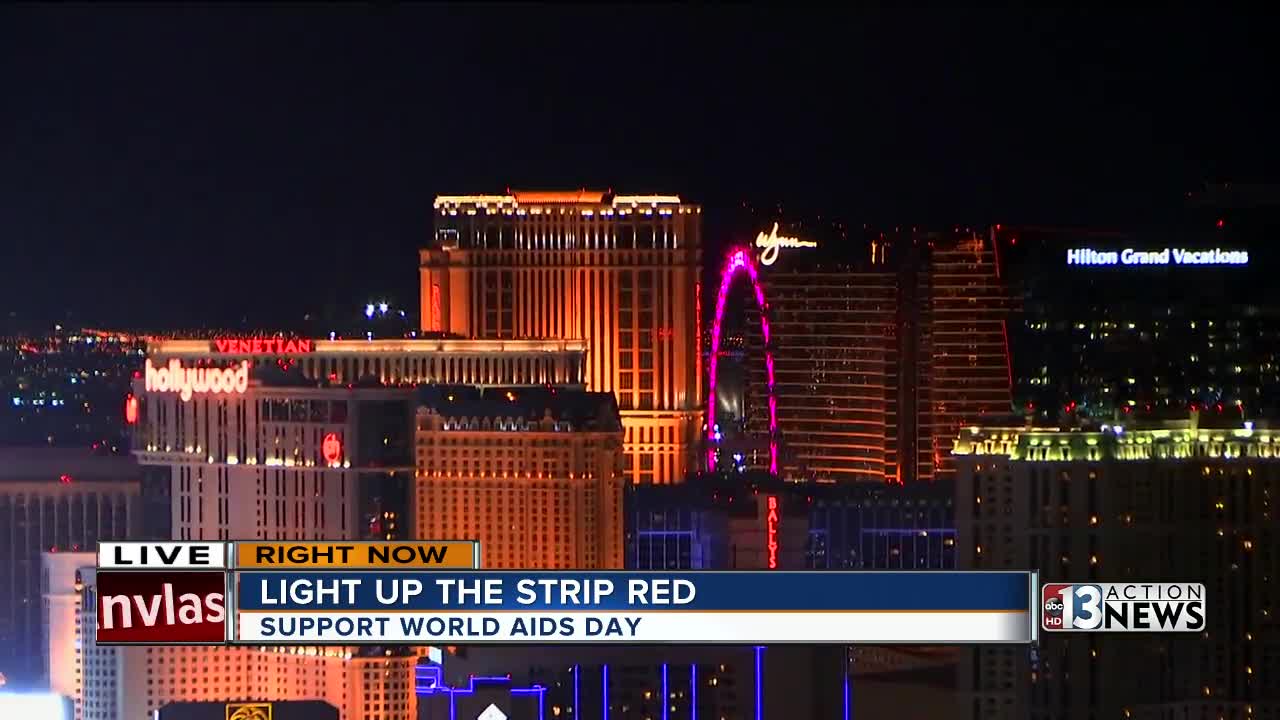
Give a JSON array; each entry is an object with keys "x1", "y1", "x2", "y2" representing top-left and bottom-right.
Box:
[
  {"x1": 94, "y1": 541, "x2": 1038, "y2": 645},
  {"x1": 1042, "y1": 583, "x2": 1206, "y2": 632}
]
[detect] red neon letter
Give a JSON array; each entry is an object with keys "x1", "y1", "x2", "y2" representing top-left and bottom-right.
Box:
[{"x1": 766, "y1": 496, "x2": 779, "y2": 569}]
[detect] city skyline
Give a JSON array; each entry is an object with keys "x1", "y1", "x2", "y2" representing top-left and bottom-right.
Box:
[{"x1": 2, "y1": 6, "x2": 1278, "y2": 720}]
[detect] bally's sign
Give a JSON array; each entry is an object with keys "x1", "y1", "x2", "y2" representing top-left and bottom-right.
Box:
[
  {"x1": 755, "y1": 222, "x2": 817, "y2": 266},
  {"x1": 1067, "y1": 248, "x2": 1249, "y2": 267},
  {"x1": 145, "y1": 359, "x2": 249, "y2": 401}
]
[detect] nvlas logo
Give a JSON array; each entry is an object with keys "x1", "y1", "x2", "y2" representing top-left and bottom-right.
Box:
[{"x1": 1042, "y1": 583, "x2": 1206, "y2": 632}]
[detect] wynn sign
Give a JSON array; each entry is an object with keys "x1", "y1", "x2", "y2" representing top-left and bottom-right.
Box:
[
  {"x1": 755, "y1": 222, "x2": 817, "y2": 266},
  {"x1": 145, "y1": 359, "x2": 250, "y2": 401}
]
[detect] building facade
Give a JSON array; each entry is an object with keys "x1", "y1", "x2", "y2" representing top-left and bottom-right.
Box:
[
  {"x1": 742, "y1": 226, "x2": 1013, "y2": 483},
  {"x1": 996, "y1": 219, "x2": 1277, "y2": 425},
  {"x1": 147, "y1": 337, "x2": 587, "y2": 389},
  {"x1": 953, "y1": 414, "x2": 1280, "y2": 720},
  {"x1": 414, "y1": 385, "x2": 625, "y2": 569},
  {"x1": 625, "y1": 472, "x2": 957, "y2": 571},
  {"x1": 422, "y1": 644, "x2": 849, "y2": 720},
  {"x1": 424, "y1": 191, "x2": 704, "y2": 484},
  {"x1": 77, "y1": 563, "x2": 418, "y2": 720},
  {"x1": 0, "y1": 449, "x2": 138, "y2": 691},
  {"x1": 69, "y1": 337, "x2": 595, "y2": 720},
  {"x1": 41, "y1": 550, "x2": 95, "y2": 708},
  {"x1": 743, "y1": 270, "x2": 900, "y2": 482}
]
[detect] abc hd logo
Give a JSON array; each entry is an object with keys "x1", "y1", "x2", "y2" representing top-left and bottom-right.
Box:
[{"x1": 1042, "y1": 583, "x2": 1206, "y2": 632}]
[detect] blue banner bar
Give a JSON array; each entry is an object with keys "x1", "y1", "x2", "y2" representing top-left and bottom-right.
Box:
[{"x1": 235, "y1": 571, "x2": 1032, "y2": 612}]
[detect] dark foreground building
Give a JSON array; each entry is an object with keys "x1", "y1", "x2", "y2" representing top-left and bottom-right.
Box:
[
  {"x1": 954, "y1": 412, "x2": 1280, "y2": 720},
  {"x1": 625, "y1": 471, "x2": 957, "y2": 570},
  {"x1": 156, "y1": 700, "x2": 338, "y2": 720},
  {"x1": 998, "y1": 189, "x2": 1280, "y2": 423},
  {"x1": 0, "y1": 448, "x2": 139, "y2": 690}
]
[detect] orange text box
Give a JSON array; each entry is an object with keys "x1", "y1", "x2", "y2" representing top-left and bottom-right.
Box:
[{"x1": 234, "y1": 541, "x2": 478, "y2": 569}]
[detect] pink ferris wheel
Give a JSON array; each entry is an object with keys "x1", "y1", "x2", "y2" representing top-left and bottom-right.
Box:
[{"x1": 706, "y1": 248, "x2": 778, "y2": 474}]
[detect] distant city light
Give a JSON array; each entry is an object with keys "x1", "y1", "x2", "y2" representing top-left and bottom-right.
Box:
[
  {"x1": 0, "y1": 693, "x2": 68, "y2": 720},
  {"x1": 365, "y1": 304, "x2": 375, "y2": 318},
  {"x1": 379, "y1": 302, "x2": 389, "y2": 314}
]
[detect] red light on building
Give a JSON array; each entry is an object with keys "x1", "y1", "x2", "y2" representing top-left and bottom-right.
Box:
[
  {"x1": 211, "y1": 338, "x2": 314, "y2": 354},
  {"x1": 124, "y1": 394, "x2": 139, "y2": 424},
  {"x1": 322, "y1": 432, "x2": 343, "y2": 466},
  {"x1": 766, "y1": 495, "x2": 780, "y2": 569},
  {"x1": 59, "y1": 474, "x2": 72, "y2": 484},
  {"x1": 429, "y1": 284, "x2": 443, "y2": 332},
  {"x1": 1216, "y1": 219, "x2": 1225, "y2": 228},
  {"x1": 511, "y1": 189, "x2": 606, "y2": 204}
]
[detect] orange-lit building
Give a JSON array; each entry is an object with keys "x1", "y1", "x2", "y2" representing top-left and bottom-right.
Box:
[
  {"x1": 744, "y1": 270, "x2": 900, "y2": 482},
  {"x1": 744, "y1": 227, "x2": 1013, "y2": 483},
  {"x1": 414, "y1": 385, "x2": 624, "y2": 569},
  {"x1": 422, "y1": 191, "x2": 703, "y2": 484},
  {"x1": 76, "y1": 564, "x2": 422, "y2": 720},
  {"x1": 921, "y1": 235, "x2": 1015, "y2": 478}
]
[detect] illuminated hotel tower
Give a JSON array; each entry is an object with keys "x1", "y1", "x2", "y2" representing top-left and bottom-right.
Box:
[
  {"x1": 423, "y1": 191, "x2": 703, "y2": 484},
  {"x1": 746, "y1": 227, "x2": 1012, "y2": 483},
  {"x1": 69, "y1": 337, "x2": 589, "y2": 720},
  {"x1": 919, "y1": 233, "x2": 1014, "y2": 479},
  {"x1": 414, "y1": 385, "x2": 625, "y2": 569}
]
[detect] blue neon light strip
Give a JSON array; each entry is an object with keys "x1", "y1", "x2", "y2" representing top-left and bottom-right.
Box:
[
  {"x1": 574, "y1": 664, "x2": 580, "y2": 720},
  {"x1": 603, "y1": 664, "x2": 610, "y2": 720},
  {"x1": 844, "y1": 668, "x2": 850, "y2": 720},
  {"x1": 414, "y1": 666, "x2": 546, "y2": 720},
  {"x1": 662, "y1": 664, "x2": 669, "y2": 720},
  {"x1": 690, "y1": 664, "x2": 697, "y2": 720}
]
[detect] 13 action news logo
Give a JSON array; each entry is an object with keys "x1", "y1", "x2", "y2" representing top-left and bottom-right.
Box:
[{"x1": 1043, "y1": 583, "x2": 1205, "y2": 632}]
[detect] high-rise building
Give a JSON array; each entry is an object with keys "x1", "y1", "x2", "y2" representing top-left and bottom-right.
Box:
[
  {"x1": 952, "y1": 414, "x2": 1280, "y2": 720},
  {"x1": 625, "y1": 472, "x2": 957, "y2": 570},
  {"x1": 78, "y1": 563, "x2": 419, "y2": 720},
  {"x1": 424, "y1": 191, "x2": 704, "y2": 484},
  {"x1": 68, "y1": 336, "x2": 592, "y2": 720},
  {"x1": 414, "y1": 385, "x2": 625, "y2": 569},
  {"x1": 741, "y1": 225, "x2": 1013, "y2": 483},
  {"x1": 0, "y1": 449, "x2": 138, "y2": 690},
  {"x1": 922, "y1": 234, "x2": 1016, "y2": 479},
  {"x1": 997, "y1": 211, "x2": 1279, "y2": 424},
  {"x1": 742, "y1": 270, "x2": 900, "y2": 482},
  {"x1": 41, "y1": 550, "x2": 94, "y2": 708}
]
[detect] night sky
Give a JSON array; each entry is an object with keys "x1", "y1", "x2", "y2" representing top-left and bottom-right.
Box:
[{"x1": 1, "y1": 6, "x2": 1275, "y2": 330}]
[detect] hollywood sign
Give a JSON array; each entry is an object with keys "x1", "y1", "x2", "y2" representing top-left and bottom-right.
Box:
[{"x1": 145, "y1": 359, "x2": 249, "y2": 401}]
